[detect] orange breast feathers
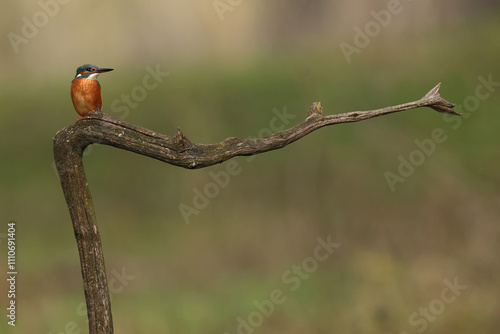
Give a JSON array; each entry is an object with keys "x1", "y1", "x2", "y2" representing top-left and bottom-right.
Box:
[{"x1": 70, "y1": 78, "x2": 103, "y2": 117}]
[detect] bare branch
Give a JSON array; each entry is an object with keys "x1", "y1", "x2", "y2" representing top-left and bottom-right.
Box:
[
  {"x1": 53, "y1": 83, "x2": 457, "y2": 333},
  {"x1": 59, "y1": 82, "x2": 458, "y2": 170}
]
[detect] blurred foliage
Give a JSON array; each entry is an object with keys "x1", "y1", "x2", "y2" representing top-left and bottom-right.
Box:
[{"x1": 0, "y1": 5, "x2": 500, "y2": 334}]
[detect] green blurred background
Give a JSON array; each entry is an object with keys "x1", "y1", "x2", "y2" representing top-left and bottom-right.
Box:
[{"x1": 1, "y1": 1, "x2": 499, "y2": 333}]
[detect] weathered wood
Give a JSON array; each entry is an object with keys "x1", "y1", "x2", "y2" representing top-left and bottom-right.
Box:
[{"x1": 53, "y1": 83, "x2": 457, "y2": 334}]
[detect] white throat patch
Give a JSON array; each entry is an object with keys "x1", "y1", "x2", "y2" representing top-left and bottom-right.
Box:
[{"x1": 86, "y1": 72, "x2": 100, "y2": 80}]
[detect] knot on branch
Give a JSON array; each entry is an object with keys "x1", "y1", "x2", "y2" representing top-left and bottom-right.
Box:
[
  {"x1": 422, "y1": 82, "x2": 461, "y2": 116},
  {"x1": 307, "y1": 101, "x2": 323, "y2": 119},
  {"x1": 174, "y1": 128, "x2": 191, "y2": 149}
]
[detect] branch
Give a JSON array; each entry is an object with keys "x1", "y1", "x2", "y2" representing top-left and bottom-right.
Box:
[{"x1": 53, "y1": 83, "x2": 457, "y2": 333}]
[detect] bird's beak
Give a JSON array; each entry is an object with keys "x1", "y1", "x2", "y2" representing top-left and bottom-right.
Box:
[{"x1": 95, "y1": 67, "x2": 114, "y2": 73}]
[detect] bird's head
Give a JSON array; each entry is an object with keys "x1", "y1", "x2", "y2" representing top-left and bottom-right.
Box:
[{"x1": 74, "y1": 64, "x2": 113, "y2": 80}]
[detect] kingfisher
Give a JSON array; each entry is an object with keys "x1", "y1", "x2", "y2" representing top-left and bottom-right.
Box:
[{"x1": 70, "y1": 64, "x2": 113, "y2": 120}]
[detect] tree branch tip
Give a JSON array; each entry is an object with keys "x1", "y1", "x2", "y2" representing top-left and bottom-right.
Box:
[
  {"x1": 423, "y1": 82, "x2": 440, "y2": 99},
  {"x1": 430, "y1": 105, "x2": 462, "y2": 116},
  {"x1": 421, "y1": 82, "x2": 461, "y2": 116}
]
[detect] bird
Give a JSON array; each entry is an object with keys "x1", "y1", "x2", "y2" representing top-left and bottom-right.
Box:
[{"x1": 70, "y1": 64, "x2": 113, "y2": 120}]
